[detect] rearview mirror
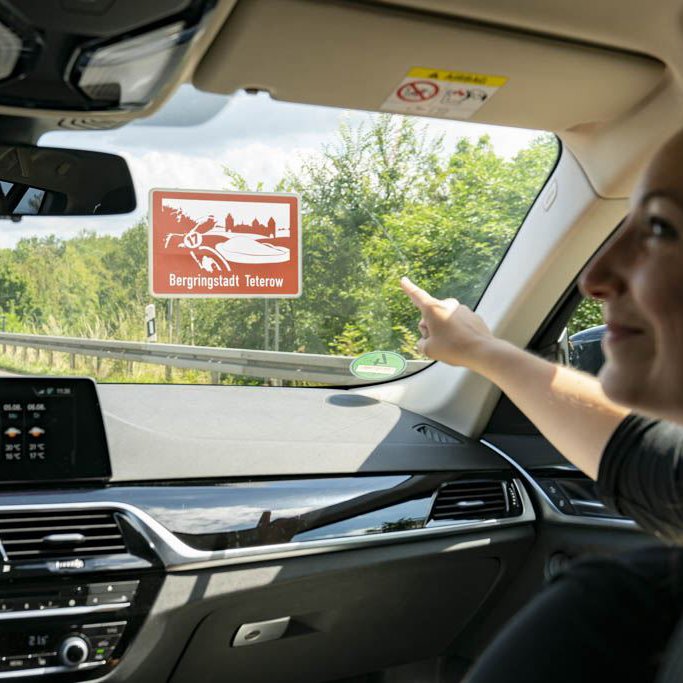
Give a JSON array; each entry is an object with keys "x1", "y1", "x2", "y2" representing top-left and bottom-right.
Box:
[{"x1": 0, "y1": 143, "x2": 136, "y2": 216}]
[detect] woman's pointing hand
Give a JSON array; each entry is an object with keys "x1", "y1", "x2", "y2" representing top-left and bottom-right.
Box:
[{"x1": 400, "y1": 276, "x2": 496, "y2": 372}]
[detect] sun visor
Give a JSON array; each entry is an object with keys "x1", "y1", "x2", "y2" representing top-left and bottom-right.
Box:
[{"x1": 194, "y1": 0, "x2": 664, "y2": 131}]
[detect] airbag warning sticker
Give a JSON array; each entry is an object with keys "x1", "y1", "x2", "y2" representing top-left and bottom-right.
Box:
[
  {"x1": 149, "y1": 189, "x2": 301, "y2": 298},
  {"x1": 381, "y1": 67, "x2": 507, "y2": 120}
]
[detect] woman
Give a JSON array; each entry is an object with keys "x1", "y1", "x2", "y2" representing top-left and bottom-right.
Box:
[{"x1": 400, "y1": 128, "x2": 683, "y2": 682}]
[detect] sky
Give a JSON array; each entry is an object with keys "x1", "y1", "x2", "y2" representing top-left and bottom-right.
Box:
[{"x1": 0, "y1": 85, "x2": 545, "y2": 248}]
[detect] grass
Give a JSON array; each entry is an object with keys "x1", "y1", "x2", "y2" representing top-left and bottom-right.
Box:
[
  {"x1": 0, "y1": 345, "x2": 254, "y2": 385},
  {"x1": 0, "y1": 343, "x2": 326, "y2": 386}
]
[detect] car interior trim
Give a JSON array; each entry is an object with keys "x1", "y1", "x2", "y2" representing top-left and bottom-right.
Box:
[
  {"x1": 0, "y1": 662, "x2": 104, "y2": 680},
  {"x1": 115, "y1": 485, "x2": 535, "y2": 571},
  {"x1": 480, "y1": 439, "x2": 638, "y2": 530},
  {"x1": 0, "y1": 603, "x2": 130, "y2": 622},
  {"x1": 0, "y1": 487, "x2": 535, "y2": 573},
  {"x1": 196, "y1": 0, "x2": 663, "y2": 132}
]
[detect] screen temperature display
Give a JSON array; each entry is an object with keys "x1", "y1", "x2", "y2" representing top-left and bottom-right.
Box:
[{"x1": 0, "y1": 378, "x2": 110, "y2": 483}]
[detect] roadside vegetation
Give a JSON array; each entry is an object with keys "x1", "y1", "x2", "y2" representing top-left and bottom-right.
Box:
[{"x1": 0, "y1": 116, "x2": 567, "y2": 383}]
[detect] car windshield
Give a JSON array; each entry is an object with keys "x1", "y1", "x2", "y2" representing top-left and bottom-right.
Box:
[{"x1": 0, "y1": 86, "x2": 558, "y2": 386}]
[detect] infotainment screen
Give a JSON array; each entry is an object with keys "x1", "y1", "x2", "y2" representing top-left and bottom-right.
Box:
[{"x1": 0, "y1": 378, "x2": 111, "y2": 484}]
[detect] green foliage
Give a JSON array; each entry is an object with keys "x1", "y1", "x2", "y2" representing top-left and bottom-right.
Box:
[
  {"x1": 0, "y1": 116, "x2": 558, "y2": 383},
  {"x1": 567, "y1": 298, "x2": 604, "y2": 337}
]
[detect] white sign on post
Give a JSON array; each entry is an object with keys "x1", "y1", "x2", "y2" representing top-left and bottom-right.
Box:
[{"x1": 145, "y1": 304, "x2": 157, "y2": 342}]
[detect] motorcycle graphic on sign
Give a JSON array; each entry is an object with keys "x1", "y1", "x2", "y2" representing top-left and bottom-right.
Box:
[{"x1": 149, "y1": 189, "x2": 301, "y2": 298}]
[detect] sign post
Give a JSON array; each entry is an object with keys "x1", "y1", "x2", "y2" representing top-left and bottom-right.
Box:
[{"x1": 145, "y1": 304, "x2": 157, "y2": 343}]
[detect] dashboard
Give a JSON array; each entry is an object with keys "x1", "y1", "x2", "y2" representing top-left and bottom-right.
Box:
[{"x1": 0, "y1": 378, "x2": 633, "y2": 682}]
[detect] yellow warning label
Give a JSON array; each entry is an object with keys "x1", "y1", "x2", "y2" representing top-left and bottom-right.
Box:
[{"x1": 407, "y1": 67, "x2": 507, "y2": 88}]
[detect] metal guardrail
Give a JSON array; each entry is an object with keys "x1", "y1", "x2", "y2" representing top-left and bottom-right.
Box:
[{"x1": 0, "y1": 332, "x2": 430, "y2": 384}]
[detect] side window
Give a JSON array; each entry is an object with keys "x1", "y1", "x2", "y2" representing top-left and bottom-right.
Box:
[{"x1": 565, "y1": 298, "x2": 605, "y2": 375}]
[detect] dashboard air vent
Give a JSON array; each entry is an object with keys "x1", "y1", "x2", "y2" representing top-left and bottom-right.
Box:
[
  {"x1": 413, "y1": 423, "x2": 461, "y2": 444},
  {"x1": 0, "y1": 509, "x2": 126, "y2": 561},
  {"x1": 430, "y1": 481, "x2": 508, "y2": 521}
]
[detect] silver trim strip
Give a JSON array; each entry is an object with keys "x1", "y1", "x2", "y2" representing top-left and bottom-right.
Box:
[
  {"x1": 0, "y1": 485, "x2": 535, "y2": 573},
  {"x1": 43, "y1": 533, "x2": 86, "y2": 544},
  {"x1": 0, "y1": 603, "x2": 129, "y2": 621},
  {"x1": 569, "y1": 500, "x2": 608, "y2": 510},
  {"x1": 0, "y1": 661, "x2": 103, "y2": 679},
  {"x1": 479, "y1": 439, "x2": 638, "y2": 530}
]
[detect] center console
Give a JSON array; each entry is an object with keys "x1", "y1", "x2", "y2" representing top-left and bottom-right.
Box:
[
  {"x1": 0, "y1": 509, "x2": 163, "y2": 680},
  {"x1": 0, "y1": 378, "x2": 163, "y2": 680},
  {"x1": 0, "y1": 577, "x2": 157, "y2": 677}
]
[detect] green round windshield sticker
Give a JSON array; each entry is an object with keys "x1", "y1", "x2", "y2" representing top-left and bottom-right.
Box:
[{"x1": 349, "y1": 351, "x2": 407, "y2": 380}]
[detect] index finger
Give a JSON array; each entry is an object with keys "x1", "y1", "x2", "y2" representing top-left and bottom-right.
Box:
[{"x1": 400, "y1": 276, "x2": 436, "y2": 309}]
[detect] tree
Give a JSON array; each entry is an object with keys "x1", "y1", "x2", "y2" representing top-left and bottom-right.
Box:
[
  {"x1": 568, "y1": 298, "x2": 603, "y2": 336},
  {"x1": 0, "y1": 251, "x2": 33, "y2": 319}
]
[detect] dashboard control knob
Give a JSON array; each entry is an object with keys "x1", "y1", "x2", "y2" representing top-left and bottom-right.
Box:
[{"x1": 58, "y1": 636, "x2": 89, "y2": 667}]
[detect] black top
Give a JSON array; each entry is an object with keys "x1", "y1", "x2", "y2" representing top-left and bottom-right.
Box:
[{"x1": 598, "y1": 413, "x2": 683, "y2": 543}]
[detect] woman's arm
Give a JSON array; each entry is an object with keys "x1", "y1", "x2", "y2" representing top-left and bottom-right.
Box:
[{"x1": 401, "y1": 277, "x2": 629, "y2": 480}]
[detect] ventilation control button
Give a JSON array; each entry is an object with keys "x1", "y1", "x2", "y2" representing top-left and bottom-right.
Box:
[
  {"x1": 58, "y1": 636, "x2": 89, "y2": 667},
  {"x1": 537, "y1": 479, "x2": 576, "y2": 514}
]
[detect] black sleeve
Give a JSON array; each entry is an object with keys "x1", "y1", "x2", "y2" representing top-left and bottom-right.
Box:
[{"x1": 597, "y1": 414, "x2": 683, "y2": 543}]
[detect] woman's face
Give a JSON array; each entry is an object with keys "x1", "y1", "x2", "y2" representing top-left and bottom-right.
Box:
[{"x1": 579, "y1": 131, "x2": 683, "y2": 422}]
